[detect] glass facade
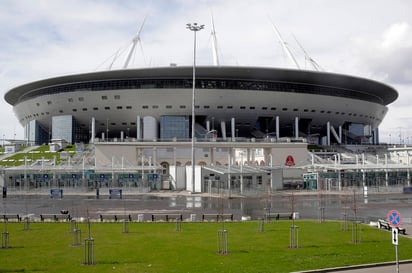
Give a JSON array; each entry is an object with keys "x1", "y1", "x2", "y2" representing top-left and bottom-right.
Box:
[
  {"x1": 160, "y1": 116, "x2": 189, "y2": 140},
  {"x1": 26, "y1": 120, "x2": 48, "y2": 145},
  {"x1": 52, "y1": 115, "x2": 74, "y2": 143}
]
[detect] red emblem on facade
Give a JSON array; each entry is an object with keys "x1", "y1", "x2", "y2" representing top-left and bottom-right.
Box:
[{"x1": 285, "y1": 155, "x2": 295, "y2": 166}]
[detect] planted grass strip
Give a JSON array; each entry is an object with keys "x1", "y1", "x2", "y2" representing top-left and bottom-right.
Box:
[{"x1": 1, "y1": 221, "x2": 412, "y2": 273}]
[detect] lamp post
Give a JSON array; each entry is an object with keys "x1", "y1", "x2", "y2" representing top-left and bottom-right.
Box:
[{"x1": 187, "y1": 22, "x2": 204, "y2": 193}]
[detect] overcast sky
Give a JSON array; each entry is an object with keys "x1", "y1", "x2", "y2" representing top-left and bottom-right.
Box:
[{"x1": 1, "y1": 0, "x2": 411, "y2": 144}]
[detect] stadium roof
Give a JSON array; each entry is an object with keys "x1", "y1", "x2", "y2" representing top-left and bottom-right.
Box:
[{"x1": 5, "y1": 66, "x2": 398, "y2": 106}]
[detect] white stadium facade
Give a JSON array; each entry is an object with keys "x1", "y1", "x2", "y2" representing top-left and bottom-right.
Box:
[
  {"x1": 3, "y1": 64, "x2": 406, "y2": 195},
  {"x1": 5, "y1": 66, "x2": 397, "y2": 145}
]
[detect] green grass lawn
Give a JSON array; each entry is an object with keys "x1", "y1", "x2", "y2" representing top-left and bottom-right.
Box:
[
  {"x1": 1, "y1": 220, "x2": 411, "y2": 273},
  {"x1": 0, "y1": 144, "x2": 77, "y2": 167}
]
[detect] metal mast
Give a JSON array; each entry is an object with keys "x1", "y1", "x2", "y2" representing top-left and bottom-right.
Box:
[
  {"x1": 269, "y1": 19, "x2": 300, "y2": 69},
  {"x1": 123, "y1": 17, "x2": 146, "y2": 69},
  {"x1": 293, "y1": 35, "x2": 323, "y2": 71},
  {"x1": 210, "y1": 13, "x2": 220, "y2": 66}
]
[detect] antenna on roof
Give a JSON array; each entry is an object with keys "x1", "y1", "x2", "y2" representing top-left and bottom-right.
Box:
[
  {"x1": 210, "y1": 11, "x2": 220, "y2": 66},
  {"x1": 293, "y1": 34, "x2": 323, "y2": 71},
  {"x1": 123, "y1": 17, "x2": 147, "y2": 69},
  {"x1": 269, "y1": 18, "x2": 300, "y2": 69}
]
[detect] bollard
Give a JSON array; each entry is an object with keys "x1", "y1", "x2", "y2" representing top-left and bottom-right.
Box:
[{"x1": 2, "y1": 187, "x2": 6, "y2": 198}]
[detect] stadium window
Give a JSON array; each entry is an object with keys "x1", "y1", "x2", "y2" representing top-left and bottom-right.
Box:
[
  {"x1": 249, "y1": 106, "x2": 255, "y2": 110},
  {"x1": 142, "y1": 105, "x2": 149, "y2": 109},
  {"x1": 293, "y1": 108, "x2": 298, "y2": 112},
  {"x1": 36, "y1": 103, "x2": 40, "y2": 106},
  {"x1": 282, "y1": 108, "x2": 288, "y2": 111},
  {"x1": 41, "y1": 113, "x2": 44, "y2": 115},
  {"x1": 47, "y1": 101, "x2": 52, "y2": 105},
  {"x1": 111, "y1": 123, "x2": 116, "y2": 126},
  {"x1": 335, "y1": 112, "x2": 340, "y2": 114},
  {"x1": 126, "y1": 106, "x2": 132, "y2": 109},
  {"x1": 101, "y1": 95, "x2": 108, "y2": 100},
  {"x1": 270, "y1": 107, "x2": 277, "y2": 110},
  {"x1": 311, "y1": 110, "x2": 316, "y2": 112},
  {"x1": 320, "y1": 110, "x2": 325, "y2": 113},
  {"x1": 195, "y1": 105, "x2": 200, "y2": 109},
  {"x1": 117, "y1": 106, "x2": 123, "y2": 110},
  {"x1": 122, "y1": 122, "x2": 127, "y2": 125},
  {"x1": 68, "y1": 98, "x2": 73, "y2": 102},
  {"x1": 72, "y1": 109, "x2": 77, "y2": 112},
  {"x1": 179, "y1": 105, "x2": 186, "y2": 109},
  {"x1": 166, "y1": 105, "x2": 172, "y2": 109},
  {"x1": 261, "y1": 107, "x2": 267, "y2": 110},
  {"x1": 93, "y1": 107, "x2": 98, "y2": 111},
  {"x1": 152, "y1": 105, "x2": 159, "y2": 109},
  {"x1": 227, "y1": 106, "x2": 233, "y2": 109},
  {"x1": 82, "y1": 108, "x2": 87, "y2": 111},
  {"x1": 204, "y1": 105, "x2": 210, "y2": 109},
  {"x1": 59, "y1": 110, "x2": 63, "y2": 113},
  {"x1": 341, "y1": 112, "x2": 345, "y2": 115},
  {"x1": 105, "y1": 106, "x2": 110, "y2": 110},
  {"x1": 78, "y1": 97, "x2": 84, "y2": 101},
  {"x1": 327, "y1": 111, "x2": 331, "y2": 114},
  {"x1": 130, "y1": 122, "x2": 136, "y2": 125},
  {"x1": 240, "y1": 106, "x2": 246, "y2": 109},
  {"x1": 114, "y1": 95, "x2": 120, "y2": 100},
  {"x1": 217, "y1": 106, "x2": 223, "y2": 109},
  {"x1": 46, "y1": 112, "x2": 49, "y2": 115}
]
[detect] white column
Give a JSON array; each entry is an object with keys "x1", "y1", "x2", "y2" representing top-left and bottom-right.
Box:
[
  {"x1": 327, "y1": 121, "x2": 331, "y2": 146},
  {"x1": 295, "y1": 117, "x2": 299, "y2": 139},
  {"x1": 206, "y1": 120, "x2": 210, "y2": 132},
  {"x1": 276, "y1": 116, "x2": 280, "y2": 141},
  {"x1": 91, "y1": 117, "x2": 95, "y2": 144},
  {"x1": 221, "y1": 121, "x2": 226, "y2": 140},
  {"x1": 137, "y1": 116, "x2": 141, "y2": 140},
  {"x1": 231, "y1": 117, "x2": 235, "y2": 141}
]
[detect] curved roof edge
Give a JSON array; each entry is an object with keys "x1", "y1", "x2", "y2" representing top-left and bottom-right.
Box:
[{"x1": 4, "y1": 66, "x2": 398, "y2": 106}]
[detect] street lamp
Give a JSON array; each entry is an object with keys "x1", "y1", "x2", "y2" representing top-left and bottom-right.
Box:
[{"x1": 187, "y1": 22, "x2": 204, "y2": 193}]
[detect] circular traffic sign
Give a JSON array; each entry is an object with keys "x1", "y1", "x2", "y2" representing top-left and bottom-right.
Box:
[{"x1": 387, "y1": 210, "x2": 402, "y2": 227}]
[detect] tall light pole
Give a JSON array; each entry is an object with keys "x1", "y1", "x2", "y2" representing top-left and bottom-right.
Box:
[{"x1": 187, "y1": 22, "x2": 204, "y2": 193}]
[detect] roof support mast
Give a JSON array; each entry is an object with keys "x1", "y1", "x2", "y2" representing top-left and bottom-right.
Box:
[
  {"x1": 293, "y1": 35, "x2": 323, "y2": 71},
  {"x1": 210, "y1": 12, "x2": 220, "y2": 66},
  {"x1": 123, "y1": 17, "x2": 146, "y2": 69},
  {"x1": 269, "y1": 18, "x2": 300, "y2": 69}
]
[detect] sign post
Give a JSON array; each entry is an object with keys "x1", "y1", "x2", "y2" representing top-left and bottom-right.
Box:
[{"x1": 388, "y1": 210, "x2": 402, "y2": 273}]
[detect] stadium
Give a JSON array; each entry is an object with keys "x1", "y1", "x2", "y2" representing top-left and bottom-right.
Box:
[
  {"x1": 2, "y1": 64, "x2": 403, "y2": 194},
  {"x1": 4, "y1": 65, "x2": 397, "y2": 145}
]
